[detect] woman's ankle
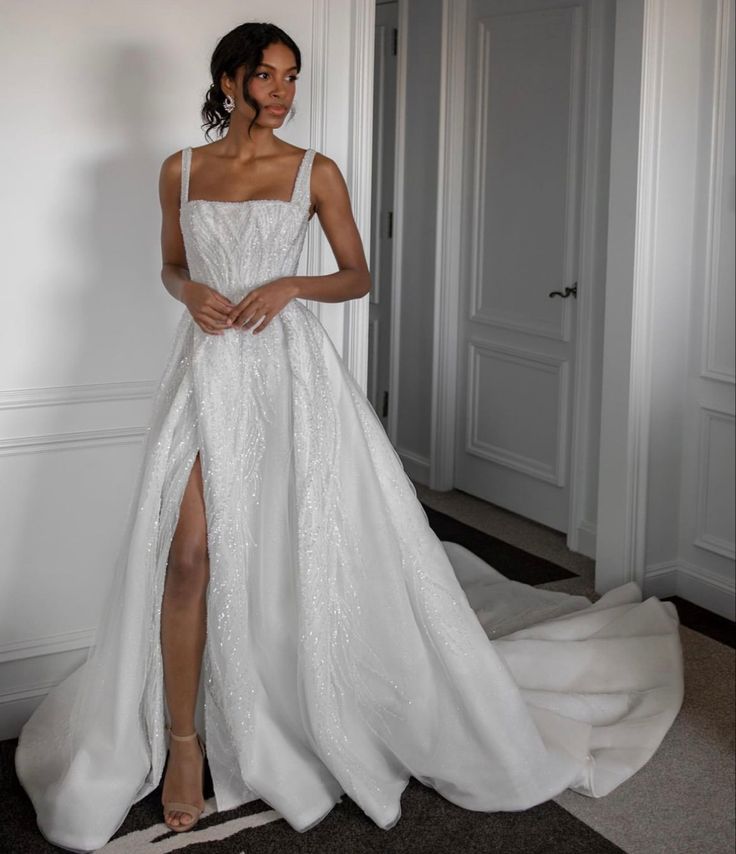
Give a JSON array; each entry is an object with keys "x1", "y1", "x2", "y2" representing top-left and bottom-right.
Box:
[{"x1": 167, "y1": 722, "x2": 197, "y2": 737}]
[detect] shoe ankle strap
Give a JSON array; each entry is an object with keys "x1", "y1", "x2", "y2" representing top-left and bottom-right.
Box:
[{"x1": 167, "y1": 727, "x2": 199, "y2": 742}]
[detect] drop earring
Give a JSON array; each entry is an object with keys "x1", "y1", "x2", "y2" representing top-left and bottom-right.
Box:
[{"x1": 223, "y1": 94, "x2": 235, "y2": 114}]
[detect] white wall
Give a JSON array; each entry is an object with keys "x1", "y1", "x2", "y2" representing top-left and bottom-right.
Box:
[
  {"x1": 597, "y1": 0, "x2": 735, "y2": 620},
  {"x1": 644, "y1": 0, "x2": 735, "y2": 617},
  {"x1": 0, "y1": 0, "x2": 371, "y2": 738}
]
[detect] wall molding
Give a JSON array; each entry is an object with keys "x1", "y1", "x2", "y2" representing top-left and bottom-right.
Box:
[
  {"x1": 694, "y1": 407, "x2": 736, "y2": 559},
  {"x1": 0, "y1": 380, "x2": 156, "y2": 411},
  {"x1": 0, "y1": 425, "x2": 147, "y2": 457},
  {"x1": 701, "y1": 0, "x2": 735, "y2": 385},
  {"x1": 0, "y1": 627, "x2": 95, "y2": 665},
  {"x1": 465, "y1": 340, "x2": 569, "y2": 485},
  {"x1": 0, "y1": 680, "x2": 60, "y2": 706}
]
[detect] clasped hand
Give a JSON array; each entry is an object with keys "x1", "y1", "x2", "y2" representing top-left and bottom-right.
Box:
[{"x1": 184, "y1": 278, "x2": 298, "y2": 336}]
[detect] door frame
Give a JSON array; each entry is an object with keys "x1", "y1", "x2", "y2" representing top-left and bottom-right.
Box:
[
  {"x1": 370, "y1": 0, "x2": 409, "y2": 446},
  {"x1": 386, "y1": 0, "x2": 410, "y2": 453},
  {"x1": 307, "y1": 0, "x2": 376, "y2": 392},
  {"x1": 345, "y1": 0, "x2": 661, "y2": 594},
  {"x1": 430, "y1": 0, "x2": 615, "y2": 558},
  {"x1": 594, "y1": 0, "x2": 669, "y2": 593}
]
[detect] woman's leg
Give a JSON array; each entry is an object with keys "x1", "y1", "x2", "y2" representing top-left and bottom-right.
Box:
[{"x1": 160, "y1": 451, "x2": 209, "y2": 828}]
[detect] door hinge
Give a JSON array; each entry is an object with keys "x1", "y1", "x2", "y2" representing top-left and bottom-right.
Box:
[
  {"x1": 382, "y1": 390, "x2": 389, "y2": 418},
  {"x1": 392, "y1": 28, "x2": 398, "y2": 56},
  {"x1": 387, "y1": 210, "x2": 393, "y2": 239}
]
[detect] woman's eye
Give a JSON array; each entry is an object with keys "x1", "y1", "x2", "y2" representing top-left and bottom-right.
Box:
[{"x1": 255, "y1": 72, "x2": 299, "y2": 81}]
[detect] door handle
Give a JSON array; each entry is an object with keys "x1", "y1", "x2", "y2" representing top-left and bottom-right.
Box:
[{"x1": 548, "y1": 282, "x2": 577, "y2": 299}]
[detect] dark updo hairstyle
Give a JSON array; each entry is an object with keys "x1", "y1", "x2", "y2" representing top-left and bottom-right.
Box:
[{"x1": 201, "y1": 22, "x2": 302, "y2": 141}]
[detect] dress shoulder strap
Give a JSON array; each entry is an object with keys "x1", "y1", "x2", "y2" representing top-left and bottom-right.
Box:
[
  {"x1": 180, "y1": 147, "x2": 192, "y2": 207},
  {"x1": 290, "y1": 148, "x2": 316, "y2": 206}
]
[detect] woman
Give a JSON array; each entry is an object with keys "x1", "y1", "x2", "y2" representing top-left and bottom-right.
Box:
[
  {"x1": 15, "y1": 22, "x2": 684, "y2": 853},
  {"x1": 156, "y1": 25, "x2": 371, "y2": 836}
]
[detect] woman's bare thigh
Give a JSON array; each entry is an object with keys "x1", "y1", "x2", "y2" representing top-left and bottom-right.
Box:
[{"x1": 167, "y1": 452, "x2": 209, "y2": 585}]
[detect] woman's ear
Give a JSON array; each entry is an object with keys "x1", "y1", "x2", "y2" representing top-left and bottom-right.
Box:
[{"x1": 219, "y1": 71, "x2": 233, "y2": 98}]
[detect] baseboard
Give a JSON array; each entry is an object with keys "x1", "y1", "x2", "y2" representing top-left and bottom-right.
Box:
[
  {"x1": 0, "y1": 683, "x2": 57, "y2": 742},
  {"x1": 0, "y1": 641, "x2": 90, "y2": 740},
  {"x1": 398, "y1": 446, "x2": 431, "y2": 483},
  {"x1": 574, "y1": 521, "x2": 597, "y2": 559},
  {"x1": 645, "y1": 560, "x2": 735, "y2": 621}
]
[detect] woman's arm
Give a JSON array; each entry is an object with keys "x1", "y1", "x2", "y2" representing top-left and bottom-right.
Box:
[
  {"x1": 158, "y1": 152, "x2": 194, "y2": 304},
  {"x1": 286, "y1": 153, "x2": 371, "y2": 302},
  {"x1": 158, "y1": 152, "x2": 235, "y2": 335}
]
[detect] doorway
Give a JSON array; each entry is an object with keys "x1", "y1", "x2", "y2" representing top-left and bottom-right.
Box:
[
  {"x1": 368, "y1": 0, "x2": 400, "y2": 429},
  {"x1": 433, "y1": 0, "x2": 614, "y2": 555},
  {"x1": 371, "y1": 0, "x2": 614, "y2": 558}
]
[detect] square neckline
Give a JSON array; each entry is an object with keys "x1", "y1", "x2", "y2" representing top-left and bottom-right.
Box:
[{"x1": 182, "y1": 146, "x2": 312, "y2": 209}]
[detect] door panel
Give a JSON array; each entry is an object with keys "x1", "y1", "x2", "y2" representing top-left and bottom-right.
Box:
[
  {"x1": 468, "y1": 342, "x2": 569, "y2": 484},
  {"x1": 455, "y1": 0, "x2": 587, "y2": 532}
]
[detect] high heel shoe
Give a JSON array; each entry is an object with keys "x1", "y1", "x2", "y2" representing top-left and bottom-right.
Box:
[{"x1": 162, "y1": 726, "x2": 206, "y2": 833}]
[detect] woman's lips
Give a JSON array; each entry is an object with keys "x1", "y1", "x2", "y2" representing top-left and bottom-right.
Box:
[{"x1": 266, "y1": 105, "x2": 287, "y2": 115}]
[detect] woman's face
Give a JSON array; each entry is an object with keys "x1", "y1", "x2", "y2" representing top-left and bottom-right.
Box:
[{"x1": 223, "y1": 41, "x2": 299, "y2": 126}]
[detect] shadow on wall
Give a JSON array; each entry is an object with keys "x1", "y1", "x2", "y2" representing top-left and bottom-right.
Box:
[
  {"x1": 65, "y1": 44, "x2": 173, "y2": 381},
  {"x1": 3, "y1": 44, "x2": 176, "y2": 678}
]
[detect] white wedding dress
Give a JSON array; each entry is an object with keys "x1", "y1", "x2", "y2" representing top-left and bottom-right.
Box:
[{"x1": 15, "y1": 146, "x2": 684, "y2": 853}]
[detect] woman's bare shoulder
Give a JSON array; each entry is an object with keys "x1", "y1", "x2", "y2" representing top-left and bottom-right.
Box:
[
  {"x1": 158, "y1": 148, "x2": 187, "y2": 202},
  {"x1": 160, "y1": 145, "x2": 196, "y2": 181},
  {"x1": 162, "y1": 141, "x2": 219, "y2": 171},
  {"x1": 311, "y1": 151, "x2": 347, "y2": 199},
  {"x1": 311, "y1": 149, "x2": 334, "y2": 167}
]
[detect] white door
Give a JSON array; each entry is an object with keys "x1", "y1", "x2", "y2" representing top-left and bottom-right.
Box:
[
  {"x1": 454, "y1": 0, "x2": 591, "y2": 532},
  {"x1": 368, "y1": 0, "x2": 399, "y2": 427}
]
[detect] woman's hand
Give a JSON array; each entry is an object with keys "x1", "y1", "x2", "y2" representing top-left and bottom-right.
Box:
[
  {"x1": 228, "y1": 278, "x2": 299, "y2": 334},
  {"x1": 182, "y1": 281, "x2": 236, "y2": 335}
]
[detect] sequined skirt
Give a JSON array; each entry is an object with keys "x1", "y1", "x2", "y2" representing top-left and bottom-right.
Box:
[{"x1": 15, "y1": 299, "x2": 684, "y2": 852}]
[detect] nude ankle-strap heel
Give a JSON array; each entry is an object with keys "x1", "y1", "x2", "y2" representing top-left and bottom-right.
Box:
[{"x1": 162, "y1": 726, "x2": 206, "y2": 833}]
